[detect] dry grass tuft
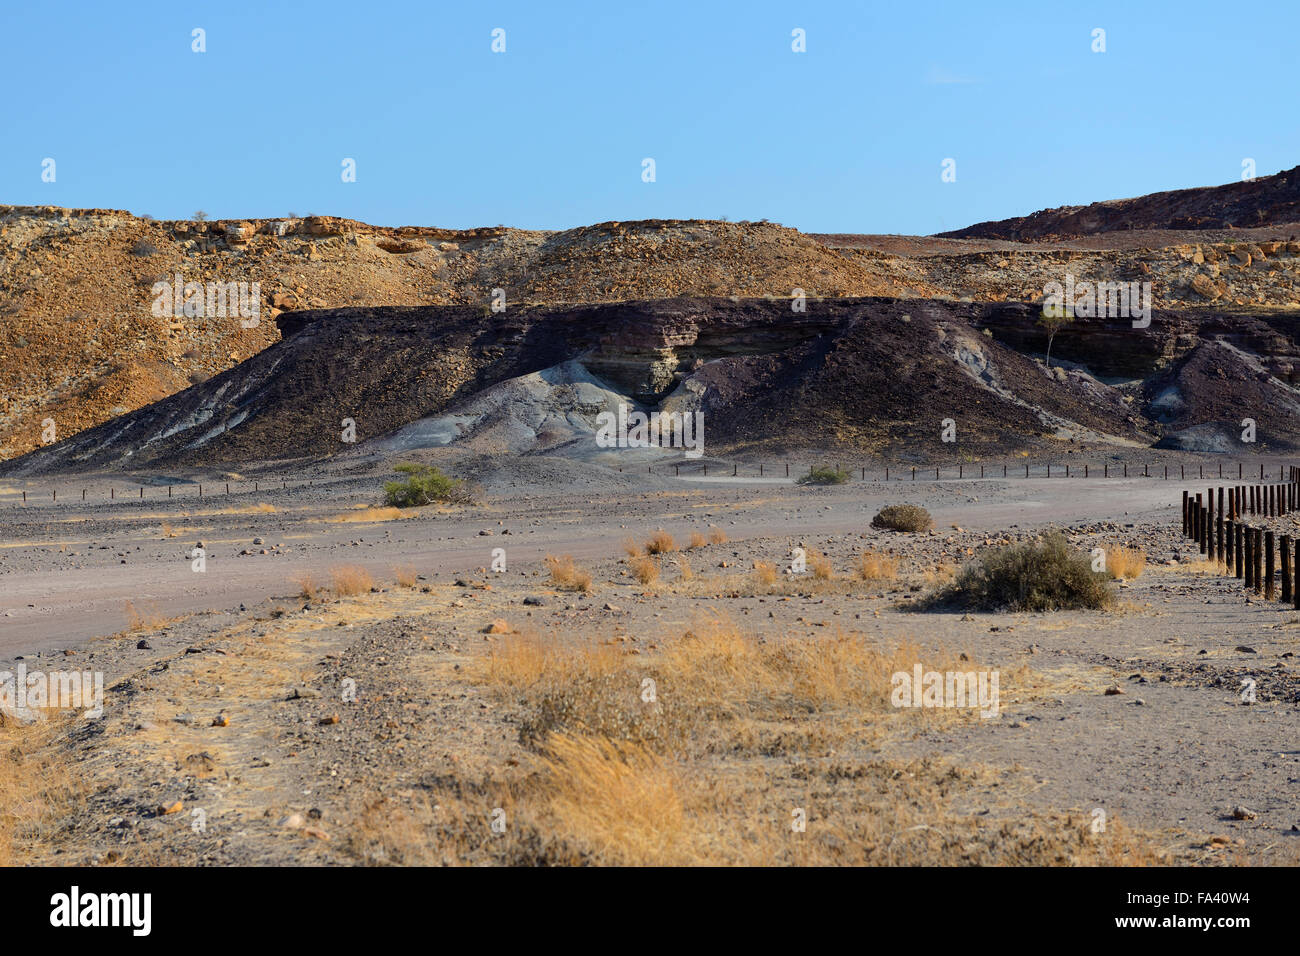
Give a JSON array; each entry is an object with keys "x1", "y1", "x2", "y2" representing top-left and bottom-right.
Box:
[
  {"x1": 327, "y1": 505, "x2": 409, "y2": 524},
  {"x1": 630, "y1": 555, "x2": 660, "y2": 585},
  {"x1": 622, "y1": 536, "x2": 643, "y2": 558},
  {"x1": 535, "y1": 734, "x2": 685, "y2": 865},
  {"x1": 645, "y1": 531, "x2": 677, "y2": 555},
  {"x1": 1107, "y1": 546, "x2": 1147, "y2": 580},
  {"x1": 123, "y1": 600, "x2": 167, "y2": 632},
  {"x1": 753, "y1": 561, "x2": 778, "y2": 588},
  {"x1": 807, "y1": 549, "x2": 834, "y2": 580},
  {"x1": 707, "y1": 527, "x2": 727, "y2": 545},
  {"x1": 546, "y1": 554, "x2": 593, "y2": 593},
  {"x1": 392, "y1": 565, "x2": 419, "y2": 588},
  {"x1": 857, "y1": 550, "x2": 898, "y2": 581},
  {"x1": 293, "y1": 572, "x2": 322, "y2": 601},
  {"x1": 688, "y1": 532, "x2": 708, "y2": 550},
  {"x1": 675, "y1": 555, "x2": 694, "y2": 581},
  {"x1": 330, "y1": 565, "x2": 375, "y2": 597},
  {"x1": 0, "y1": 719, "x2": 82, "y2": 865}
]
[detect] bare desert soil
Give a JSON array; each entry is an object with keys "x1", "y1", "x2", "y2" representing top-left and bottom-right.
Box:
[{"x1": 2, "y1": 459, "x2": 1298, "y2": 866}]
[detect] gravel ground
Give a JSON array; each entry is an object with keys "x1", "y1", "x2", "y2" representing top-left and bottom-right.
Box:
[{"x1": 4, "y1": 458, "x2": 1299, "y2": 864}]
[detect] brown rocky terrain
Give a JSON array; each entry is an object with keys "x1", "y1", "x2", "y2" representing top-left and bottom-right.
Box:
[
  {"x1": 938, "y1": 165, "x2": 1300, "y2": 240},
  {"x1": 6, "y1": 199, "x2": 1300, "y2": 463}
]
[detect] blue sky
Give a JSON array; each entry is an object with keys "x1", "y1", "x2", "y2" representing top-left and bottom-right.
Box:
[{"x1": 4, "y1": 0, "x2": 1296, "y2": 234}]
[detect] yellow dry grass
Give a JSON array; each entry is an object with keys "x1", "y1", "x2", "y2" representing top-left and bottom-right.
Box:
[
  {"x1": 857, "y1": 550, "x2": 898, "y2": 581},
  {"x1": 392, "y1": 565, "x2": 419, "y2": 589},
  {"x1": 1107, "y1": 545, "x2": 1147, "y2": 580},
  {"x1": 629, "y1": 554, "x2": 660, "y2": 585},
  {"x1": 707, "y1": 527, "x2": 727, "y2": 545},
  {"x1": 807, "y1": 549, "x2": 834, "y2": 580},
  {"x1": 688, "y1": 532, "x2": 708, "y2": 550},
  {"x1": 645, "y1": 531, "x2": 677, "y2": 555},
  {"x1": 675, "y1": 555, "x2": 694, "y2": 581},
  {"x1": 330, "y1": 565, "x2": 375, "y2": 597},
  {"x1": 327, "y1": 505, "x2": 409, "y2": 524},
  {"x1": 430, "y1": 617, "x2": 1184, "y2": 866},
  {"x1": 753, "y1": 561, "x2": 778, "y2": 587},
  {"x1": 123, "y1": 600, "x2": 168, "y2": 632},
  {"x1": 534, "y1": 734, "x2": 685, "y2": 865},
  {"x1": 292, "y1": 572, "x2": 322, "y2": 601},
  {"x1": 0, "y1": 718, "x2": 82, "y2": 865},
  {"x1": 545, "y1": 554, "x2": 593, "y2": 593}
]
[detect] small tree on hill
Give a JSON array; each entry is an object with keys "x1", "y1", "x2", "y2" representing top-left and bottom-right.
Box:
[{"x1": 1038, "y1": 305, "x2": 1074, "y2": 369}]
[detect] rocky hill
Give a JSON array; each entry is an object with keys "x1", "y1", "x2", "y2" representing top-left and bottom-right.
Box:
[
  {"x1": 5, "y1": 196, "x2": 1300, "y2": 464},
  {"x1": 7, "y1": 295, "x2": 1300, "y2": 477},
  {"x1": 0, "y1": 207, "x2": 913, "y2": 461},
  {"x1": 939, "y1": 165, "x2": 1300, "y2": 240}
]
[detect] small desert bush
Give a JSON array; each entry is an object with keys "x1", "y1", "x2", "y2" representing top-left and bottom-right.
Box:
[
  {"x1": 753, "y1": 561, "x2": 778, "y2": 587},
  {"x1": 688, "y1": 532, "x2": 708, "y2": 550},
  {"x1": 856, "y1": 550, "x2": 898, "y2": 581},
  {"x1": 546, "y1": 554, "x2": 593, "y2": 593},
  {"x1": 1106, "y1": 545, "x2": 1146, "y2": 580},
  {"x1": 871, "y1": 504, "x2": 933, "y2": 532},
  {"x1": 392, "y1": 565, "x2": 418, "y2": 588},
  {"x1": 629, "y1": 555, "x2": 660, "y2": 585},
  {"x1": 330, "y1": 565, "x2": 375, "y2": 597},
  {"x1": 645, "y1": 531, "x2": 676, "y2": 554},
  {"x1": 707, "y1": 527, "x2": 727, "y2": 545},
  {"x1": 942, "y1": 534, "x2": 1113, "y2": 611},
  {"x1": 383, "y1": 463, "x2": 471, "y2": 508},
  {"x1": 622, "y1": 536, "x2": 642, "y2": 558},
  {"x1": 797, "y1": 465, "x2": 850, "y2": 486}
]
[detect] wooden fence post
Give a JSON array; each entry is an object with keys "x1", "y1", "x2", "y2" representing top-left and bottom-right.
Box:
[
  {"x1": 1295, "y1": 539, "x2": 1300, "y2": 609},
  {"x1": 1255, "y1": 529, "x2": 1264, "y2": 594},
  {"x1": 1217, "y1": 508, "x2": 1224, "y2": 564},
  {"x1": 1226, "y1": 519, "x2": 1235, "y2": 573},
  {"x1": 1283, "y1": 534, "x2": 1292, "y2": 604},
  {"x1": 1236, "y1": 524, "x2": 1245, "y2": 580},
  {"x1": 1244, "y1": 528, "x2": 1254, "y2": 588},
  {"x1": 1266, "y1": 531, "x2": 1276, "y2": 600}
]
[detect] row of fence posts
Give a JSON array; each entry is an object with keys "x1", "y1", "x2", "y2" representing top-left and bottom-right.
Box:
[
  {"x1": 648, "y1": 461, "x2": 1296, "y2": 481},
  {"x1": 14, "y1": 478, "x2": 297, "y2": 505},
  {"x1": 1181, "y1": 466, "x2": 1300, "y2": 608}
]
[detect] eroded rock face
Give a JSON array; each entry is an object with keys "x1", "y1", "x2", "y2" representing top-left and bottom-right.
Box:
[{"x1": 7, "y1": 295, "x2": 1300, "y2": 476}]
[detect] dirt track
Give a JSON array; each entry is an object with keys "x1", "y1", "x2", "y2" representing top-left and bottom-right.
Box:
[{"x1": 1, "y1": 471, "x2": 1185, "y2": 654}]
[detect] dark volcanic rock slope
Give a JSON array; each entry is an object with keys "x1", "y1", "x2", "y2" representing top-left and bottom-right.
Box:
[
  {"x1": 5, "y1": 297, "x2": 1299, "y2": 475},
  {"x1": 942, "y1": 165, "x2": 1300, "y2": 240}
]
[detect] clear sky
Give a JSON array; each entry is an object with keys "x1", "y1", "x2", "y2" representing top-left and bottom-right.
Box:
[{"x1": 5, "y1": 0, "x2": 1296, "y2": 235}]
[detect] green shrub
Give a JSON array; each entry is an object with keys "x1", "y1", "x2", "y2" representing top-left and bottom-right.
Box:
[
  {"x1": 871, "y1": 504, "x2": 933, "y2": 532},
  {"x1": 944, "y1": 533, "x2": 1113, "y2": 611},
  {"x1": 797, "y1": 466, "x2": 851, "y2": 486},
  {"x1": 383, "y1": 463, "x2": 470, "y2": 507}
]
